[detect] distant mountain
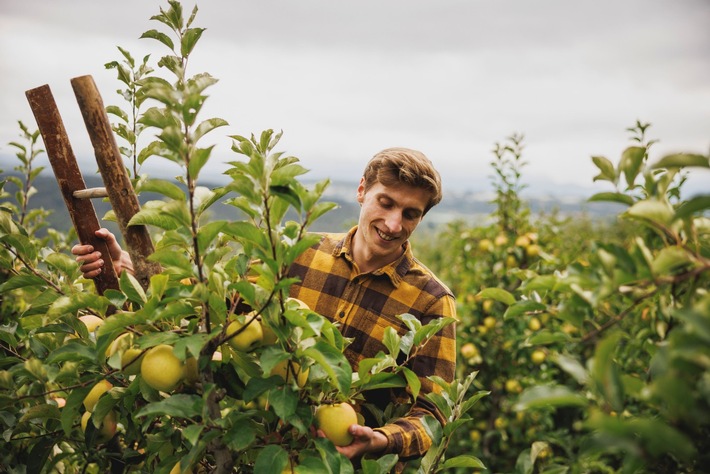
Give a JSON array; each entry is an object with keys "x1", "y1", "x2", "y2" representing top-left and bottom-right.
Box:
[{"x1": 2, "y1": 172, "x2": 623, "y2": 238}]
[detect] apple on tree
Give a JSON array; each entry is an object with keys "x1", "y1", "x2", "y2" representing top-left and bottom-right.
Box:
[
  {"x1": 226, "y1": 315, "x2": 263, "y2": 352},
  {"x1": 140, "y1": 344, "x2": 185, "y2": 392}
]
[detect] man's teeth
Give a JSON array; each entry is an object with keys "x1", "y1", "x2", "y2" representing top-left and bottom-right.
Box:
[{"x1": 376, "y1": 229, "x2": 395, "y2": 241}]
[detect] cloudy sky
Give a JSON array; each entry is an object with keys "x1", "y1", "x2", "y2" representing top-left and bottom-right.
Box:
[{"x1": 1, "y1": 0, "x2": 708, "y2": 197}]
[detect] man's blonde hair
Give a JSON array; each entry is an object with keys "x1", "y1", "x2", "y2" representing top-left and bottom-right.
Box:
[{"x1": 362, "y1": 147, "x2": 443, "y2": 214}]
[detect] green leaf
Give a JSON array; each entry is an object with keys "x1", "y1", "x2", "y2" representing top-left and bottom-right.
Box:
[
  {"x1": 527, "y1": 330, "x2": 570, "y2": 345},
  {"x1": 618, "y1": 146, "x2": 646, "y2": 188},
  {"x1": 651, "y1": 153, "x2": 709, "y2": 170},
  {"x1": 0, "y1": 274, "x2": 46, "y2": 292},
  {"x1": 253, "y1": 444, "x2": 289, "y2": 474},
  {"x1": 554, "y1": 353, "x2": 589, "y2": 385},
  {"x1": 477, "y1": 288, "x2": 516, "y2": 306},
  {"x1": 514, "y1": 385, "x2": 589, "y2": 410},
  {"x1": 504, "y1": 300, "x2": 546, "y2": 319},
  {"x1": 136, "y1": 178, "x2": 186, "y2": 200},
  {"x1": 120, "y1": 271, "x2": 147, "y2": 305},
  {"x1": 140, "y1": 29, "x2": 175, "y2": 50},
  {"x1": 588, "y1": 192, "x2": 634, "y2": 206},
  {"x1": 304, "y1": 340, "x2": 352, "y2": 395},
  {"x1": 591, "y1": 155, "x2": 617, "y2": 183},
  {"x1": 197, "y1": 221, "x2": 226, "y2": 255},
  {"x1": 624, "y1": 198, "x2": 675, "y2": 227},
  {"x1": 269, "y1": 386, "x2": 298, "y2": 420},
  {"x1": 194, "y1": 117, "x2": 228, "y2": 142},
  {"x1": 135, "y1": 394, "x2": 204, "y2": 419},
  {"x1": 675, "y1": 195, "x2": 710, "y2": 219},
  {"x1": 592, "y1": 332, "x2": 625, "y2": 412},
  {"x1": 46, "y1": 340, "x2": 98, "y2": 364},
  {"x1": 181, "y1": 27, "x2": 205, "y2": 56},
  {"x1": 188, "y1": 146, "x2": 213, "y2": 180},
  {"x1": 402, "y1": 367, "x2": 421, "y2": 400},
  {"x1": 441, "y1": 455, "x2": 486, "y2": 469}
]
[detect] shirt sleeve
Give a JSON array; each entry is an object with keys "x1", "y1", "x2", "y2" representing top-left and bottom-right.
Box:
[{"x1": 372, "y1": 293, "x2": 457, "y2": 459}]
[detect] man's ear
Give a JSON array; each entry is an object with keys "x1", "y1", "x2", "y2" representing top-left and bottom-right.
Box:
[{"x1": 356, "y1": 177, "x2": 366, "y2": 204}]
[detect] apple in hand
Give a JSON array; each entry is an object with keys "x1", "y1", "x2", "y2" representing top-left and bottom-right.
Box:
[{"x1": 315, "y1": 402, "x2": 358, "y2": 446}]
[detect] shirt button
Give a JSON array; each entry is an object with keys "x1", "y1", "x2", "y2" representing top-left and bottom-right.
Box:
[{"x1": 339, "y1": 311, "x2": 345, "y2": 318}]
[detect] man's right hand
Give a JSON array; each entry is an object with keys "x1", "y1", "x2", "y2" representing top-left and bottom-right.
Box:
[{"x1": 71, "y1": 228, "x2": 134, "y2": 279}]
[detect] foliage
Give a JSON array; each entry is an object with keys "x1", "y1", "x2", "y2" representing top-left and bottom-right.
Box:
[
  {"x1": 0, "y1": 2, "x2": 483, "y2": 473},
  {"x1": 428, "y1": 121, "x2": 710, "y2": 473}
]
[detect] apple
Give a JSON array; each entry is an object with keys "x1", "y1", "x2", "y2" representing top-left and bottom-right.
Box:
[
  {"x1": 477, "y1": 238, "x2": 493, "y2": 252},
  {"x1": 494, "y1": 233, "x2": 508, "y2": 247},
  {"x1": 528, "y1": 317, "x2": 541, "y2": 331},
  {"x1": 460, "y1": 342, "x2": 479, "y2": 359},
  {"x1": 482, "y1": 299, "x2": 494, "y2": 314},
  {"x1": 79, "y1": 315, "x2": 104, "y2": 333},
  {"x1": 315, "y1": 403, "x2": 358, "y2": 446},
  {"x1": 526, "y1": 244, "x2": 541, "y2": 258},
  {"x1": 483, "y1": 316, "x2": 497, "y2": 330},
  {"x1": 81, "y1": 410, "x2": 117, "y2": 442},
  {"x1": 141, "y1": 344, "x2": 184, "y2": 392},
  {"x1": 505, "y1": 379, "x2": 522, "y2": 393},
  {"x1": 260, "y1": 319, "x2": 278, "y2": 345},
  {"x1": 121, "y1": 347, "x2": 144, "y2": 376},
  {"x1": 83, "y1": 380, "x2": 112, "y2": 412},
  {"x1": 531, "y1": 349, "x2": 547, "y2": 365},
  {"x1": 226, "y1": 317, "x2": 263, "y2": 352},
  {"x1": 271, "y1": 360, "x2": 309, "y2": 388},
  {"x1": 514, "y1": 235, "x2": 531, "y2": 248}
]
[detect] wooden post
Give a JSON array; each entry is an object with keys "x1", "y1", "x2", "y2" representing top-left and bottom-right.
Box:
[
  {"x1": 25, "y1": 84, "x2": 121, "y2": 296},
  {"x1": 70, "y1": 75, "x2": 161, "y2": 290}
]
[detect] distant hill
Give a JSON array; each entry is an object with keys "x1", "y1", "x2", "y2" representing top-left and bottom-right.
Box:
[{"x1": 2, "y1": 171, "x2": 624, "y2": 238}]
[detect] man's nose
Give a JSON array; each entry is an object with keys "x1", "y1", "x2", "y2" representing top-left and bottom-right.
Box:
[{"x1": 385, "y1": 212, "x2": 403, "y2": 233}]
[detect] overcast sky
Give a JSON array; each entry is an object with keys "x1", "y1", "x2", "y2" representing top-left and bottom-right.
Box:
[{"x1": 1, "y1": 0, "x2": 708, "y2": 197}]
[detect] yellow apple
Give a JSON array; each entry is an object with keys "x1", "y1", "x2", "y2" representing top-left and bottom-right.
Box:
[
  {"x1": 494, "y1": 233, "x2": 508, "y2": 247},
  {"x1": 528, "y1": 317, "x2": 541, "y2": 331},
  {"x1": 526, "y1": 244, "x2": 541, "y2": 258},
  {"x1": 460, "y1": 342, "x2": 478, "y2": 359},
  {"x1": 271, "y1": 360, "x2": 309, "y2": 388},
  {"x1": 79, "y1": 315, "x2": 104, "y2": 333},
  {"x1": 483, "y1": 316, "x2": 497, "y2": 330},
  {"x1": 482, "y1": 299, "x2": 494, "y2": 314},
  {"x1": 83, "y1": 380, "x2": 112, "y2": 412},
  {"x1": 514, "y1": 235, "x2": 531, "y2": 248},
  {"x1": 226, "y1": 317, "x2": 263, "y2": 352},
  {"x1": 505, "y1": 379, "x2": 522, "y2": 393},
  {"x1": 315, "y1": 403, "x2": 358, "y2": 446},
  {"x1": 477, "y1": 238, "x2": 493, "y2": 252},
  {"x1": 141, "y1": 344, "x2": 184, "y2": 392},
  {"x1": 81, "y1": 410, "x2": 117, "y2": 442},
  {"x1": 121, "y1": 347, "x2": 144, "y2": 376},
  {"x1": 531, "y1": 349, "x2": 547, "y2": 365},
  {"x1": 106, "y1": 332, "x2": 133, "y2": 359}
]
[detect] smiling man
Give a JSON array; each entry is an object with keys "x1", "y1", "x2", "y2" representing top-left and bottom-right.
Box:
[
  {"x1": 285, "y1": 148, "x2": 457, "y2": 469},
  {"x1": 71, "y1": 147, "x2": 456, "y2": 470}
]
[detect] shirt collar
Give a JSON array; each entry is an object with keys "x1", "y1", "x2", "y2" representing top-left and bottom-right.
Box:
[{"x1": 333, "y1": 226, "x2": 413, "y2": 287}]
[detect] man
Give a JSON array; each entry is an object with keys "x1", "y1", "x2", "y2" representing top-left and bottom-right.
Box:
[{"x1": 73, "y1": 147, "x2": 457, "y2": 467}]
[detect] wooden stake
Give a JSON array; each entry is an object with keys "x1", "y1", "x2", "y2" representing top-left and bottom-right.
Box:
[
  {"x1": 70, "y1": 75, "x2": 161, "y2": 290},
  {"x1": 25, "y1": 84, "x2": 120, "y2": 296}
]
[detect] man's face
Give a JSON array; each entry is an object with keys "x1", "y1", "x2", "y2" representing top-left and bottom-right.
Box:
[{"x1": 354, "y1": 179, "x2": 429, "y2": 270}]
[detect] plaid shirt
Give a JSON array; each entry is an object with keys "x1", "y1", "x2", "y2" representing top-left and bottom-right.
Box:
[{"x1": 287, "y1": 226, "x2": 457, "y2": 460}]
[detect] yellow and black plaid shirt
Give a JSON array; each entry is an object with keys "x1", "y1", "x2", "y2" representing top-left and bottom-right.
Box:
[{"x1": 287, "y1": 226, "x2": 457, "y2": 460}]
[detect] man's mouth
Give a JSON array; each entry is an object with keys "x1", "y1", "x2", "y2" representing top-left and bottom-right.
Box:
[{"x1": 376, "y1": 228, "x2": 396, "y2": 242}]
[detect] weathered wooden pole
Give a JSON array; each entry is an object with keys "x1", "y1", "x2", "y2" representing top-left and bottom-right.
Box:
[
  {"x1": 70, "y1": 75, "x2": 161, "y2": 290},
  {"x1": 25, "y1": 84, "x2": 121, "y2": 296}
]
